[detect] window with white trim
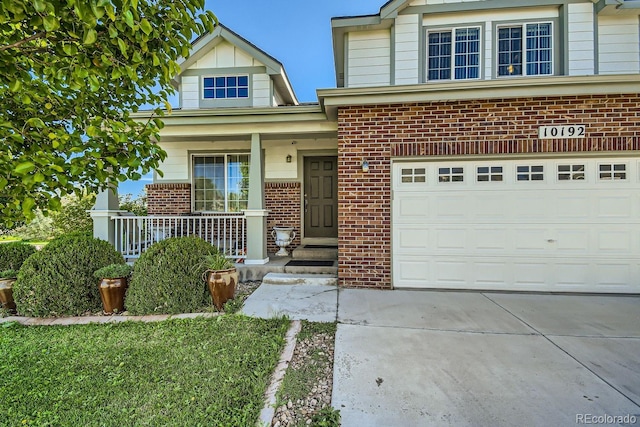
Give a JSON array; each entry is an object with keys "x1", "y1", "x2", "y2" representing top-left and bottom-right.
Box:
[
  {"x1": 439, "y1": 167, "x2": 464, "y2": 182},
  {"x1": 558, "y1": 164, "x2": 585, "y2": 181},
  {"x1": 497, "y1": 22, "x2": 552, "y2": 77},
  {"x1": 203, "y1": 76, "x2": 249, "y2": 99},
  {"x1": 193, "y1": 154, "x2": 249, "y2": 212},
  {"x1": 517, "y1": 165, "x2": 544, "y2": 181},
  {"x1": 427, "y1": 27, "x2": 481, "y2": 81},
  {"x1": 599, "y1": 163, "x2": 627, "y2": 180},
  {"x1": 477, "y1": 166, "x2": 503, "y2": 182},
  {"x1": 401, "y1": 168, "x2": 426, "y2": 183}
]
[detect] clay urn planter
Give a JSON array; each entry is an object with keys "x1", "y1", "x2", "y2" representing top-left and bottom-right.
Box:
[
  {"x1": 203, "y1": 253, "x2": 237, "y2": 311},
  {"x1": 0, "y1": 269, "x2": 18, "y2": 313},
  {"x1": 93, "y1": 264, "x2": 133, "y2": 314}
]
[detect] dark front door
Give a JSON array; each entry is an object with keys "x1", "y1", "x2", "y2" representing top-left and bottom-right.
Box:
[{"x1": 304, "y1": 157, "x2": 338, "y2": 238}]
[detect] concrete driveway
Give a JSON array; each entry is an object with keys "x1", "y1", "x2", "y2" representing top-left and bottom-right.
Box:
[{"x1": 333, "y1": 290, "x2": 640, "y2": 426}]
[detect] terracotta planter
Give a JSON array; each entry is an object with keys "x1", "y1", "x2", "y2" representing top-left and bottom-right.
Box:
[
  {"x1": 98, "y1": 277, "x2": 128, "y2": 314},
  {"x1": 207, "y1": 268, "x2": 238, "y2": 310},
  {"x1": 0, "y1": 278, "x2": 16, "y2": 312}
]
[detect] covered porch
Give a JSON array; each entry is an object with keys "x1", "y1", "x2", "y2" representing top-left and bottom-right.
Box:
[{"x1": 91, "y1": 105, "x2": 338, "y2": 266}]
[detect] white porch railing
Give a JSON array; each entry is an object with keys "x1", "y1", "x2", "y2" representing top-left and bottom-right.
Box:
[{"x1": 111, "y1": 214, "x2": 247, "y2": 260}]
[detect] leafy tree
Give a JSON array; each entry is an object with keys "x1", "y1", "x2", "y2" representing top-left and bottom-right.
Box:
[
  {"x1": 51, "y1": 192, "x2": 96, "y2": 236},
  {"x1": 0, "y1": 0, "x2": 216, "y2": 228},
  {"x1": 119, "y1": 191, "x2": 147, "y2": 216}
]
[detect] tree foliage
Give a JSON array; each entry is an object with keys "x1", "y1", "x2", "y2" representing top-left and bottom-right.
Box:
[{"x1": 0, "y1": 0, "x2": 216, "y2": 227}]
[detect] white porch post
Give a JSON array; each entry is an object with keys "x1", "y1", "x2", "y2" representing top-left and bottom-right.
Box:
[
  {"x1": 90, "y1": 186, "x2": 120, "y2": 245},
  {"x1": 243, "y1": 133, "x2": 269, "y2": 265}
]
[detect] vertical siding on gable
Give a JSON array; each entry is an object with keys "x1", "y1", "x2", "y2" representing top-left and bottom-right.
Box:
[
  {"x1": 347, "y1": 29, "x2": 391, "y2": 88},
  {"x1": 192, "y1": 41, "x2": 262, "y2": 69},
  {"x1": 598, "y1": 15, "x2": 640, "y2": 75},
  {"x1": 252, "y1": 74, "x2": 271, "y2": 107},
  {"x1": 395, "y1": 14, "x2": 420, "y2": 85},
  {"x1": 567, "y1": 3, "x2": 595, "y2": 75},
  {"x1": 181, "y1": 76, "x2": 199, "y2": 109}
]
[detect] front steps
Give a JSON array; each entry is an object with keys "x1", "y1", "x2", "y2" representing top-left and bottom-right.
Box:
[{"x1": 236, "y1": 244, "x2": 338, "y2": 282}]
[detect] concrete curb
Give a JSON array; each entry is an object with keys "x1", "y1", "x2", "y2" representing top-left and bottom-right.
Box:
[
  {"x1": 258, "y1": 320, "x2": 302, "y2": 427},
  {"x1": 0, "y1": 312, "x2": 222, "y2": 326}
]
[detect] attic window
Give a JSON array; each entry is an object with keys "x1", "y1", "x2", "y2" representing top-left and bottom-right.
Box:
[{"x1": 203, "y1": 76, "x2": 249, "y2": 99}]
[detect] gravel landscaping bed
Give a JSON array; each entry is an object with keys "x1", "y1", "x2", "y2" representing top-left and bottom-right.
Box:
[{"x1": 273, "y1": 322, "x2": 337, "y2": 426}]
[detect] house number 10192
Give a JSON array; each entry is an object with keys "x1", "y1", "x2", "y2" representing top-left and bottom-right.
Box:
[{"x1": 539, "y1": 125, "x2": 586, "y2": 139}]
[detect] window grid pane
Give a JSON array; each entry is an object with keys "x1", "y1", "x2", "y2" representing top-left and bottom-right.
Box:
[
  {"x1": 401, "y1": 168, "x2": 427, "y2": 183},
  {"x1": 454, "y1": 28, "x2": 480, "y2": 80},
  {"x1": 428, "y1": 31, "x2": 452, "y2": 80},
  {"x1": 517, "y1": 165, "x2": 544, "y2": 181},
  {"x1": 193, "y1": 155, "x2": 250, "y2": 212},
  {"x1": 477, "y1": 166, "x2": 503, "y2": 182},
  {"x1": 498, "y1": 27, "x2": 522, "y2": 76},
  {"x1": 526, "y1": 23, "x2": 552, "y2": 76},
  {"x1": 203, "y1": 75, "x2": 250, "y2": 99},
  {"x1": 439, "y1": 167, "x2": 464, "y2": 183},
  {"x1": 599, "y1": 163, "x2": 627, "y2": 180},
  {"x1": 558, "y1": 164, "x2": 585, "y2": 181}
]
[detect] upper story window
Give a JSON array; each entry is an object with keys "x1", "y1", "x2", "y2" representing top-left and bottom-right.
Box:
[
  {"x1": 203, "y1": 76, "x2": 249, "y2": 100},
  {"x1": 427, "y1": 27, "x2": 480, "y2": 81},
  {"x1": 497, "y1": 22, "x2": 552, "y2": 77}
]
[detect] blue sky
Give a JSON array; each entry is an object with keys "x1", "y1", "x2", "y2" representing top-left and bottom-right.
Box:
[{"x1": 119, "y1": 0, "x2": 384, "y2": 196}]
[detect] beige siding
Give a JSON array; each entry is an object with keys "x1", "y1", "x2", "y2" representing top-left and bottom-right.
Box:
[
  {"x1": 193, "y1": 40, "x2": 261, "y2": 69},
  {"x1": 598, "y1": 15, "x2": 640, "y2": 75},
  {"x1": 347, "y1": 30, "x2": 391, "y2": 88},
  {"x1": 181, "y1": 76, "x2": 199, "y2": 109},
  {"x1": 252, "y1": 74, "x2": 271, "y2": 107},
  {"x1": 410, "y1": 0, "x2": 483, "y2": 4},
  {"x1": 568, "y1": 3, "x2": 595, "y2": 75},
  {"x1": 156, "y1": 141, "x2": 251, "y2": 182},
  {"x1": 395, "y1": 14, "x2": 420, "y2": 85}
]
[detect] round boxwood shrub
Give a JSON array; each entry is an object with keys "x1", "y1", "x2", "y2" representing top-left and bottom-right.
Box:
[
  {"x1": 126, "y1": 236, "x2": 217, "y2": 315},
  {"x1": 0, "y1": 241, "x2": 36, "y2": 271},
  {"x1": 12, "y1": 235, "x2": 125, "y2": 317}
]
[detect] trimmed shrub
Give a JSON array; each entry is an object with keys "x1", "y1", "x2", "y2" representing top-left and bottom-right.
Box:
[
  {"x1": 12, "y1": 235, "x2": 125, "y2": 317},
  {"x1": 126, "y1": 236, "x2": 217, "y2": 315},
  {"x1": 0, "y1": 242, "x2": 36, "y2": 271}
]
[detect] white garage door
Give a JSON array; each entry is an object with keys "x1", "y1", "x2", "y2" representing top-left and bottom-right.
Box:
[{"x1": 393, "y1": 157, "x2": 640, "y2": 293}]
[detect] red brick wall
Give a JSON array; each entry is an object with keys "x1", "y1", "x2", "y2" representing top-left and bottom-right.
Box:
[
  {"x1": 146, "y1": 183, "x2": 191, "y2": 215},
  {"x1": 338, "y1": 93, "x2": 640, "y2": 289},
  {"x1": 265, "y1": 182, "x2": 301, "y2": 254}
]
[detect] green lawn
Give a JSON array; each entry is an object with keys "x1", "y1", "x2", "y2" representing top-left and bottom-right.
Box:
[{"x1": 0, "y1": 316, "x2": 290, "y2": 427}]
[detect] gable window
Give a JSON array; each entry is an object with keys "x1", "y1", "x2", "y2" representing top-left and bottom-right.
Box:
[
  {"x1": 427, "y1": 27, "x2": 480, "y2": 81},
  {"x1": 193, "y1": 154, "x2": 249, "y2": 212},
  {"x1": 497, "y1": 22, "x2": 552, "y2": 77},
  {"x1": 203, "y1": 76, "x2": 249, "y2": 99}
]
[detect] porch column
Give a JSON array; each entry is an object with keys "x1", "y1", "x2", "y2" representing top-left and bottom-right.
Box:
[
  {"x1": 243, "y1": 133, "x2": 269, "y2": 265},
  {"x1": 90, "y1": 186, "x2": 120, "y2": 245}
]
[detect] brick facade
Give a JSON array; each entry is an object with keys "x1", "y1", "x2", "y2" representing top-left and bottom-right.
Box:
[
  {"x1": 146, "y1": 183, "x2": 191, "y2": 215},
  {"x1": 265, "y1": 182, "x2": 301, "y2": 254},
  {"x1": 338, "y1": 93, "x2": 640, "y2": 289}
]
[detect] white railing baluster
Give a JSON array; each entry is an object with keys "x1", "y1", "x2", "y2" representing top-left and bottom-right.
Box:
[{"x1": 109, "y1": 213, "x2": 247, "y2": 260}]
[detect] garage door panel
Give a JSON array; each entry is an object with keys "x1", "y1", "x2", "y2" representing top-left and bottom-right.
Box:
[
  {"x1": 392, "y1": 157, "x2": 640, "y2": 293},
  {"x1": 395, "y1": 226, "x2": 429, "y2": 251},
  {"x1": 597, "y1": 196, "x2": 633, "y2": 218},
  {"x1": 597, "y1": 230, "x2": 632, "y2": 252}
]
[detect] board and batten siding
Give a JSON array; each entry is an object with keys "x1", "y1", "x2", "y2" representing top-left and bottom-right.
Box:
[
  {"x1": 347, "y1": 29, "x2": 391, "y2": 87},
  {"x1": 567, "y1": 2, "x2": 595, "y2": 75},
  {"x1": 395, "y1": 14, "x2": 420, "y2": 85},
  {"x1": 598, "y1": 14, "x2": 640, "y2": 75},
  {"x1": 179, "y1": 40, "x2": 272, "y2": 109}
]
